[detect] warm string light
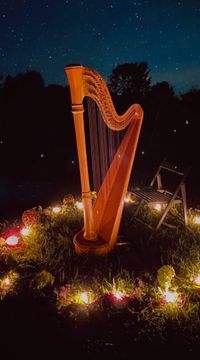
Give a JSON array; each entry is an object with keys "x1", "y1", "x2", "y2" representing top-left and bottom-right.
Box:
[
  {"x1": 193, "y1": 216, "x2": 200, "y2": 225},
  {"x1": 159, "y1": 283, "x2": 178, "y2": 304},
  {"x1": 2, "y1": 277, "x2": 11, "y2": 287},
  {"x1": 52, "y1": 206, "x2": 61, "y2": 214},
  {"x1": 193, "y1": 274, "x2": 200, "y2": 286},
  {"x1": 0, "y1": 271, "x2": 18, "y2": 292},
  {"x1": 75, "y1": 201, "x2": 84, "y2": 210},
  {"x1": 79, "y1": 291, "x2": 92, "y2": 304},
  {"x1": 112, "y1": 290, "x2": 124, "y2": 301},
  {"x1": 79, "y1": 292, "x2": 89, "y2": 304},
  {"x1": 153, "y1": 203, "x2": 162, "y2": 212},
  {"x1": 2, "y1": 198, "x2": 200, "y2": 310},
  {"x1": 20, "y1": 227, "x2": 31, "y2": 236},
  {"x1": 5, "y1": 235, "x2": 19, "y2": 246}
]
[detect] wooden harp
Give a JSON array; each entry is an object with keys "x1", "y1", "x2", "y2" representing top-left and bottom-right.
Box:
[{"x1": 65, "y1": 65, "x2": 143, "y2": 255}]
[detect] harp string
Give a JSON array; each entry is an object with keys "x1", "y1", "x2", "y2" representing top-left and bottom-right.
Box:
[
  {"x1": 87, "y1": 97, "x2": 101, "y2": 192},
  {"x1": 87, "y1": 97, "x2": 127, "y2": 196}
]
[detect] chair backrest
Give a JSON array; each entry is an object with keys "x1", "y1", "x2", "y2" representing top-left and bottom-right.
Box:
[
  {"x1": 160, "y1": 160, "x2": 185, "y2": 175},
  {"x1": 150, "y1": 160, "x2": 190, "y2": 192}
]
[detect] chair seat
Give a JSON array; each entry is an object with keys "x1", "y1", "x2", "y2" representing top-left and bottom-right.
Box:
[{"x1": 133, "y1": 188, "x2": 181, "y2": 205}]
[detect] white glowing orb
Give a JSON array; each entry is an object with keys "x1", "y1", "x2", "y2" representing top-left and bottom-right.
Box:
[
  {"x1": 76, "y1": 201, "x2": 84, "y2": 210},
  {"x1": 5, "y1": 235, "x2": 19, "y2": 246},
  {"x1": 113, "y1": 290, "x2": 124, "y2": 300},
  {"x1": 164, "y1": 289, "x2": 178, "y2": 303},
  {"x1": 194, "y1": 216, "x2": 200, "y2": 225},
  {"x1": 79, "y1": 292, "x2": 89, "y2": 304},
  {"x1": 124, "y1": 196, "x2": 131, "y2": 203},
  {"x1": 3, "y1": 277, "x2": 11, "y2": 286},
  {"x1": 194, "y1": 274, "x2": 200, "y2": 286},
  {"x1": 153, "y1": 203, "x2": 162, "y2": 211},
  {"x1": 159, "y1": 285, "x2": 178, "y2": 304},
  {"x1": 20, "y1": 227, "x2": 31, "y2": 236},
  {"x1": 52, "y1": 206, "x2": 61, "y2": 214}
]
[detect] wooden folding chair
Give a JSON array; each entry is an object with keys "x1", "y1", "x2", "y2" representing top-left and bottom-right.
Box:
[{"x1": 131, "y1": 160, "x2": 190, "y2": 232}]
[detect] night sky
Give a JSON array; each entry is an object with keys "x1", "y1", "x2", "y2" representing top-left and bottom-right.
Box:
[{"x1": 1, "y1": 0, "x2": 200, "y2": 93}]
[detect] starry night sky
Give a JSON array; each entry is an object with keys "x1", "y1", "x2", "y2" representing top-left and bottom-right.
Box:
[{"x1": 1, "y1": 0, "x2": 200, "y2": 93}]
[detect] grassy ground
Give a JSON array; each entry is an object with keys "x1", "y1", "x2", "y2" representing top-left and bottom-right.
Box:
[{"x1": 0, "y1": 197, "x2": 200, "y2": 359}]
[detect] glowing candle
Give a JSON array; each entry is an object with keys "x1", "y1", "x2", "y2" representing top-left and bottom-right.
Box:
[
  {"x1": 52, "y1": 207, "x2": 61, "y2": 214},
  {"x1": 20, "y1": 227, "x2": 31, "y2": 236},
  {"x1": 3, "y1": 277, "x2": 11, "y2": 286},
  {"x1": 5, "y1": 235, "x2": 19, "y2": 246},
  {"x1": 112, "y1": 290, "x2": 124, "y2": 301},
  {"x1": 153, "y1": 203, "x2": 162, "y2": 211},
  {"x1": 194, "y1": 216, "x2": 200, "y2": 225},
  {"x1": 76, "y1": 201, "x2": 84, "y2": 210},
  {"x1": 164, "y1": 289, "x2": 178, "y2": 303},
  {"x1": 193, "y1": 274, "x2": 200, "y2": 286},
  {"x1": 79, "y1": 292, "x2": 89, "y2": 304}
]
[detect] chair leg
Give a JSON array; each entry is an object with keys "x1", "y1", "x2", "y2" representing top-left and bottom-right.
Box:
[
  {"x1": 181, "y1": 184, "x2": 188, "y2": 226},
  {"x1": 134, "y1": 199, "x2": 145, "y2": 216},
  {"x1": 155, "y1": 200, "x2": 175, "y2": 231}
]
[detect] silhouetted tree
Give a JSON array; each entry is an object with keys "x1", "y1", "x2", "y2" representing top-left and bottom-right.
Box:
[
  {"x1": 0, "y1": 71, "x2": 77, "y2": 181},
  {"x1": 132, "y1": 80, "x2": 181, "y2": 184},
  {"x1": 0, "y1": 75, "x2": 3, "y2": 88},
  {"x1": 180, "y1": 88, "x2": 200, "y2": 159},
  {"x1": 108, "y1": 62, "x2": 151, "y2": 112}
]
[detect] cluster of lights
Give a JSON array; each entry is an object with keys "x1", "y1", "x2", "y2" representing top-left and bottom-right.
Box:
[
  {"x1": 77, "y1": 289, "x2": 125, "y2": 305},
  {"x1": 2, "y1": 226, "x2": 31, "y2": 248},
  {"x1": 68, "y1": 283, "x2": 183, "y2": 308},
  {"x1": 1, "y1": 196, "x2": 200, "y2": 311},
  {"x1": 49, "y1": 201, "x2": 85, "y2": 214}
]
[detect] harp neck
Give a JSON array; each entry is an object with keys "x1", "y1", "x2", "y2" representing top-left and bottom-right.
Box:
[{"x1": 65, "y1": 65, "x2": 143, "y2": 130}]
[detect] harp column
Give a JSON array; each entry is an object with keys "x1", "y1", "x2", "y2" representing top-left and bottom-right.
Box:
[{"x1": 65, "y1": 66, "x2": 97, "y2": 241}]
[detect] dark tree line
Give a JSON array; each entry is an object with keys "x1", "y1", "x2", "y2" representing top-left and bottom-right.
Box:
[
  {"x1": 108, "y1": 63, "x2": 200, "y2": 202},
  {"x1": 0, "y1": 64, "x2": 199, "y2": 202},
  {"x1": 0, "y1": 71, "x2": 77, "y2": 184}
]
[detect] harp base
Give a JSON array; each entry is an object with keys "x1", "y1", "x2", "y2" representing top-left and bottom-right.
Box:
[{"x1": 73, "y1": 230, "x2": 111, "y2": 255}]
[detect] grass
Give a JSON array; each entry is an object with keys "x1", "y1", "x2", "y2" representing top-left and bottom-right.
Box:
[{"x1": 0, "y1": 196, "x2": 200, "y2": 357}]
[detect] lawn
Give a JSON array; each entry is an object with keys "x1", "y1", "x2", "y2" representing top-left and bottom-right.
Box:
[{"x1": 0, "y1": 193, "x2": 200, "y2": 358}]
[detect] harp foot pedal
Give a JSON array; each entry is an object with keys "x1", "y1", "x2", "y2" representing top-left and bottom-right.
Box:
[{"x1": 73, "y1": 230, "x2": 110, "y2": 256}]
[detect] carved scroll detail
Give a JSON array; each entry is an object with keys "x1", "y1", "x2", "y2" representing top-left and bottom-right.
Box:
[{"x1": 83, "y1": 67, "x2": 142, "y2": 131}]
